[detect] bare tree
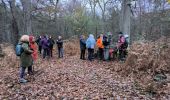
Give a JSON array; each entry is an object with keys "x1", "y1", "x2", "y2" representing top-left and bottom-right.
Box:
[
  {"x1": 0, "y1": 0, "x2": 169, "y2": 43},
  {"x1": 8, "y1": 0, "x2": 19, "y2": 45},
  {"x1": 97, "y1": 0, "x2": 112, "y2": 32},
  {"x1": 88, "y1": 0, "x2": 98, "y2": 38},
  {"x1": 120, "y1": 0, "x2": 131, "y2": 42},
  {"x1": 20, "y1": 0, "x2": 32, "y2": 35},
  {"x1": 1, "y1": 0, "x2": 11, "y2": 42},
  {"x1": 88, "y1": 0, "x2": 98, "y2": 19},
  {"x1": 49, "y1": 0, "x2": 60, "y2": 33}
]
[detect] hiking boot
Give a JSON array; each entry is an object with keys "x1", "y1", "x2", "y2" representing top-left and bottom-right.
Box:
[{"x1": 19, "y1": 78, "x2": 28, "y2": 83}]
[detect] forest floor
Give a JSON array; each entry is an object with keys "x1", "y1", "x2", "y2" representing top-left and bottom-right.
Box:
[
  {"x1": 0, "y1": 55, "x2": 138, "y2": 99},
  {"x1": 0, "y1": 38, "x2": 170, "y2": 99}
]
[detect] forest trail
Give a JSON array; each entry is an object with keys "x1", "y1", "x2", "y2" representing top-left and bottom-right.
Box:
[{"x1": 0, "y1": 52, "x2": 143, "y2": 100}]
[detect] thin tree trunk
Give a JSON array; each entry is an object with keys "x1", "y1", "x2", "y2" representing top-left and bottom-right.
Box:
[
  {"x1": 98, "y1": 0, "x2": 107, "y2": 32},
  {"x1": 8, "y1": 0, "x2": 19, "y2": 45}
]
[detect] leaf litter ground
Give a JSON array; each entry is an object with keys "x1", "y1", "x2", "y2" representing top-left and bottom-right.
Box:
[{"x1": 0, "y1": 38, "x2": 170, "y2": 99}]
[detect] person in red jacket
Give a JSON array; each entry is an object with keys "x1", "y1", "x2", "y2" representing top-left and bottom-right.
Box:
[{"x1": 29, "y1": 35, "x2": 38, "y2": 62}]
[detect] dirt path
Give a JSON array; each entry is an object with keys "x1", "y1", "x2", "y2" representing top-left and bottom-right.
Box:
[{"x1": 0, "y1": 54, "x2": 152, "y2": 100}]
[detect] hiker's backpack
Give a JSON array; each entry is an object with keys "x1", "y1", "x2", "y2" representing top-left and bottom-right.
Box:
[{"x1": 15, "y1": 43, "x2": 24, "y2": 56}]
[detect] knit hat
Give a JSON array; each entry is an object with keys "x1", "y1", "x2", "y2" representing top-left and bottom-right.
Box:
[{"x1": 20, "y1": 35, "x2": 29, "y2": 42}]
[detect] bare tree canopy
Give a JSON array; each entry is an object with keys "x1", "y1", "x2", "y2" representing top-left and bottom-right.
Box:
[{"x1": 0, "y1": 0, "x2": 169, "y2": 43}]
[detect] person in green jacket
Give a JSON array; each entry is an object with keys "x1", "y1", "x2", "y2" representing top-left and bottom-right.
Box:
[{"x1": 19, "y1": 35, "x2": 33, "y2": 83}]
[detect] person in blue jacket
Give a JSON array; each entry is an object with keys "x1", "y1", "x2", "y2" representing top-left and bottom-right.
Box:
[{"x1": 86, "y1": 34, "x2": 96, "y2": 61}]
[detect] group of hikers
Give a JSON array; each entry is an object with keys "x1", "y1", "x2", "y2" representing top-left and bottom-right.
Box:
[
  {"x1": 16, "y1": 35, "x2": 64, "y2": 83},
  {"x1": 36, "y1": 35, "x2": 64, "y2": 58},
  {"x1": 16, "y1": 32, "x2": 129, "y2": 83},
  {"x1": 80, "y1": 32, "x2": 129, "y2": 61}
]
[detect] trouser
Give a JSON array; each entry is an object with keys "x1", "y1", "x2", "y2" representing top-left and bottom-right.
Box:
[
  {"x1": 43, "y1": 48, "x2": 48, "y2": 59},
  {"x1": 98, "y1": 48, "x2": 103, "y2": 60},
  {"x1": 39, "y1": 46, "x2": 42, "y2": 54},
  {"x1": 49, "y1": 47, "x2": 53, "y2": 57},
  {"x1": 88, "y1": 48, "x2": 94, "y2": 61},
  {"x1": 104, "y1": 48, "x2": 109, "y2": 60},
  {"x1": 80, "y1": 49, "x2": 86, "y2": 59},
  {"x1": 58, "y1": 48, "x2": 63, "y2": 58},
  {"x1": 19, "y1": 66, "x2": 32, "y2": 79},
  {"x1": 47, "y1": 48, "x2": 50, "y2": 57},
  {"x1": 119, "y1": 49, "x2": 126, "y2": 61},
  {"x1": 124, "y1": 50, "x2": 128, "y2": 58}
]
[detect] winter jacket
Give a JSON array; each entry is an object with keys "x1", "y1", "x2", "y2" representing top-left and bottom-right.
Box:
[
  {"x1": 36, "y1": 37, "x2": 42, "y2": 46},
  {"x1": 96, "y1": 37, "x2": 104, "y2": 49},
  {"x1": 103, "y1": 36, "x2": 110, "y2": 48},
  {"x1": 48, "y1": 38, "x2": 55, "y2": 48},
  {"x1": 41, "y1": 37, "x2": 49, "y2": 49},
  {"x1": 56, "y1": 39, "x2": 63, "y2": 48},
  {"x1": 117, "y1": 35, "x2": 125, "y2": 49},
  {"x1": 30, "y1": 42, "x2": 38, "y2": 61},
  {"x1": 29, "y1": 36, "x2": 38, "y2": 62},
  {"x1": 20, "y1": 42, "x2": 33, "y2": 68},
  {"x1": 80, "y1": 38, "x2": 86, "y2": 50},
  {"x1": 86, "y1": 34, "x2": 96, "y2": 49}
]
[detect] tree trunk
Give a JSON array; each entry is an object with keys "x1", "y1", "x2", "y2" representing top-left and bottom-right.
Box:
[
  {"x1": 120, "y1": 0, "x2": 131, "y2": 42},
  {"x1": 98, "y1": 1, "x2": 107, "y2": 32},
  {"x1": 0, "y1": 45, "x2": 4, "y2": 57},
  {"x1": 54, "y1": 0, "x2": 59, "y2": 34},
  {"x1": 1, "y1": 0, "x2": 11, "y2": 43},
  {"x1": 9, "y1": 0, "x2": 19, "y2": 45},
  {"x1": 21, "y1": 0, "x2": 32, "y2": 35}
]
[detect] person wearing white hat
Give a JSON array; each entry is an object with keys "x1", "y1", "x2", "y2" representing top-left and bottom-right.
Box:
[{"x1": 19, "y1": 35, "x2": 33, "y2": 83}]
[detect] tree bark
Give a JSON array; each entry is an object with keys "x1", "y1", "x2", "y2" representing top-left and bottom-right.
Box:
[
  {"x1": 54, "y1": 0, "x2": 59, "y2": 34},
  {"x1": 21, "y1": 0, "x2": 32, "y2": 35},
  {"x1": 120, "y1": 0, "x2": 131, "y2": 42},
  {"x1": 8, "y1": 0, "x2": 19, "y2": 45},
  {"x1": 1, "y1": 0, "x2": 11, "y2": 43}
]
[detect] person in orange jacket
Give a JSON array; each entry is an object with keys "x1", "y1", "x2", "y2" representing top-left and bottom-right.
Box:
[
  {"x1": 29, "y1": 35, "x2": 38, "y2": 62},
  {"x1": 96, "y1": 34, "x2": 104, "y2": 60}
]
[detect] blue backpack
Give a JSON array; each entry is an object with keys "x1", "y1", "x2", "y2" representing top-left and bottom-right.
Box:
[{"x1": 15, "y1": 43, "x2": 24, "y2": 56}]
